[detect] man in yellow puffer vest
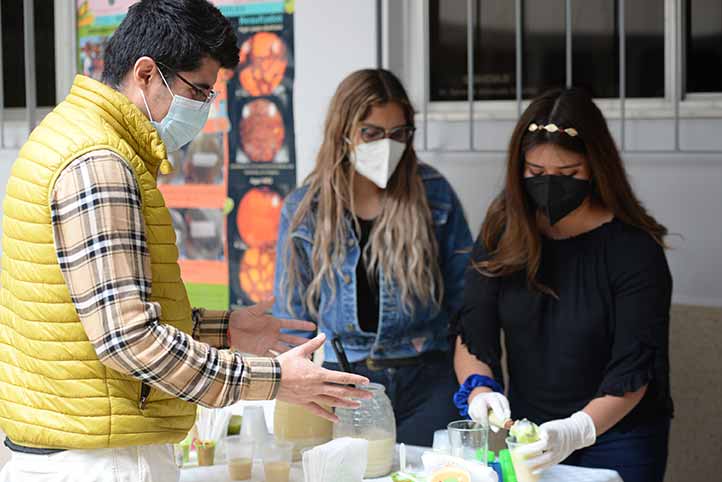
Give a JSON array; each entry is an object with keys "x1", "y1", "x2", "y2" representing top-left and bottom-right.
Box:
[{"x1": 0, "y1": 1, "x2": 369, "y2": 480}]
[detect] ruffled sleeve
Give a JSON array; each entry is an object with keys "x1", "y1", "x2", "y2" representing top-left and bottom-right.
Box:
[
  {"x1": 449, "y1": 237, "x2": 505, "y2": 385},
  {"x1": 597, "y1": 229, "x2": 672, "y2": 399}
]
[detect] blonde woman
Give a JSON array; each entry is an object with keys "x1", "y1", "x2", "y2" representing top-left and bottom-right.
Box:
[{"x1": 273, "y1": 69, "x2": 472, "y2": 445}]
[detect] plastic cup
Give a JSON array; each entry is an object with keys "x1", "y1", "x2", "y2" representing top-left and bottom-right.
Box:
[
  {"x1": 172, "y1": 444, "x2": 185, "y2": 468},
  {"x1": 196, "y1": 440, "x2": 216, "y2": 466},
  {"x1": 177, "y1": 434, "x2": 192, "y2": 465},
  {"x1": 299, "y1": 446, "x2": 313, "y2": 473},
  {"x1": 180, "y1": 443, "x2": 190, "y2": 464},
  {"x1": 261, "y1": 440, "x2": 294, "y2": 482},
  {"x1": 447, "y1": 420, "x2": 489, "y2": 465},
  {"x1": 240, "y1": 406, "x2": 270, "y2": 442},
  {"x1": 225, "y1": 436, "x2": 255, "y2": 480},
  {"x1": 432, "y1": 429, "x2": 450, "y2": 454},
  {"x1": 506, "y1": 438, "x2": 540, "y2": 482}
]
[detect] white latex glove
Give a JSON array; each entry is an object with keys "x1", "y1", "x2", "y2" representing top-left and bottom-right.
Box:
[
  {"x1": 517, "y1": 411, "x2": 596, "y2": 474},
  {"x1": 468, "y1": 391, "x2": 511, "y2": 433}
]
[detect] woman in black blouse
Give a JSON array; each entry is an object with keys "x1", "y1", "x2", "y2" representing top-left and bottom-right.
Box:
[{"x1": 452, "y1": 88, "x2": 673, "y2": 482}]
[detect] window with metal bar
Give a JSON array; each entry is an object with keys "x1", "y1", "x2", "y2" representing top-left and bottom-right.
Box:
[
  {"x1": 429, "y1": 0, "x2": 669, "y2": 101},
  {"x1": 1, "y1": 0, "x2": 56, "y2": 108}
]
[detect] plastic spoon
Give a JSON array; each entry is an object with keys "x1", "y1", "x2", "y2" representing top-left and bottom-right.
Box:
[{"x1": 391, "y1": 443, "x2": 426, "y2": 482}]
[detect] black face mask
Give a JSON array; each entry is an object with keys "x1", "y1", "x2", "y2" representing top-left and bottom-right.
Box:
[{"x1": 524, "y1": 175, "x2": 592, "y2": 226}]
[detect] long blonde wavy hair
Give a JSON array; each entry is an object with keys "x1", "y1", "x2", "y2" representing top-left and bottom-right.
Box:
[{"x1": 281, "y1": 69, "x2": 443, "y2": 320}]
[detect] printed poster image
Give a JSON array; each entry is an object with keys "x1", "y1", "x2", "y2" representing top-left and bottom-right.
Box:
[
  {"x1": 76, "y1": 1, "x2": 297, "y2": 309},
  {"x1": 159, "y1": 132, "x2": 226, "y2": 186},
  {"x1": 170, "y1": 208, "x2": 226, "y2": 261},
  {"x1": 76, "y1": 0, "x2": 137, "y2": 80},
  {"x1": 223, "y1": 1, "x2": 297, "y2": 308},
  {"x1": 227, "y1": 168, "x2": 294, "y2": 306},
  {"x1": 226, "y1": 7, "x2": 296, "y2": 167}
]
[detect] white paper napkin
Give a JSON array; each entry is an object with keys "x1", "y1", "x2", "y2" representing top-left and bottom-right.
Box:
[{"x1": 302, "y1": 437, "x2": 368, "y2": 482}]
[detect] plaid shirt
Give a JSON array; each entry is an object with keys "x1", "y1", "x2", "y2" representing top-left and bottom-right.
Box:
[{"x1": 50, "y1": 150, "x2": 280, "y2": 407}]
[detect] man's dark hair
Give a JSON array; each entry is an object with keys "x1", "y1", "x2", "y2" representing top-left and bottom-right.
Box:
[{"x1": 102, "y1": 0, "x2": 239, "y2": 88}]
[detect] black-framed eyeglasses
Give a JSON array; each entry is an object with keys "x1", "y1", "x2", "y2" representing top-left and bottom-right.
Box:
[
  {"x1": 157, "y1": 62, "x2": 217, "y2": 105},
  {"x1": 359, "y1": 124, "x2": 416, "y2": 144}
]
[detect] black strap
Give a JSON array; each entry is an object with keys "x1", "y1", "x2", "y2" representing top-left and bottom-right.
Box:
[{"x1": 4, "y1": 437, "x2": 65, "y2": 455}]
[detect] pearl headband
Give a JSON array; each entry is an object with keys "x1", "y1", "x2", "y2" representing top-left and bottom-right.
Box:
[{"x1": 528, "y1": 122, "x2": 579, "y2": 137}]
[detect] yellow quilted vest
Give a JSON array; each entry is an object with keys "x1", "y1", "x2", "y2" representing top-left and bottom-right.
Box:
[{"x1": 0, "y1": 75, "x2": 196, "y2": 449}]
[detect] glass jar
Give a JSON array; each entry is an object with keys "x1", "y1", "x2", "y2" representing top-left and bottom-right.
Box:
[
  {"x1": 273, "y1": 400, "x2": 333, "y2": 461},
  {"x1": 333, "y1": 383, "x2": 396, "y2": 478}
]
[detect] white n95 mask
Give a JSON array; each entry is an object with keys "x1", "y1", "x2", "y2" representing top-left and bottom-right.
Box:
[{"x1": 349, "y1": 138, "x2": 406, "y2": 189}]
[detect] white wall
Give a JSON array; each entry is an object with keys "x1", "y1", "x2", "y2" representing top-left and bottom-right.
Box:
[
  {"x1": 0, "y1": 0, "x2": 718, "y2": 470},
  {"x1": 628, "y1": 159, "x2": 722, "y2": 306},
  {"x1": 291, "y1": 0, "x2": 722, "y2": 307},
  {"x1": 294, "y1": 0, "x2": 378, "y2": 179},
  {"x1": 1, "y1": 0, "x2": 720, "y2": 307},
  {"x1": 425, "y1": 151, "x2": 722, "y2": 308},
  {"x1": 407, "y1": 116, "x2": 722, "y2": 308}
]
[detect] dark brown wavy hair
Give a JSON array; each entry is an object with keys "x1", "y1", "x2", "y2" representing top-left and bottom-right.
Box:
[{"x1": 477, "y1": 87, "x2": 667, "y2": 290}]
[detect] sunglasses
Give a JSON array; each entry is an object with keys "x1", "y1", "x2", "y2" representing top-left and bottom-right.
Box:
[
  {"x1": 157, "y1": 62, "x2": 217, "y2": 105},
  {"x1": 359, "y1": 124, "x2": 416, "y2": 144}
]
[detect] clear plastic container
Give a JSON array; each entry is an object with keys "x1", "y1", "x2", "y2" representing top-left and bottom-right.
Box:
[
  {"x1": 448, "y1": 420, "x2": 489, "y2": 465},
  {"x1": 333, "y1": 383, "x2": 396, "y2": 478},
  {"x1": 225, "y1": 436, "x2": 255, "y2": 481},
  {"x1": 507, "y1": 438, "x2": 540, "y2": 482},
  {"x1": 273, "y1": 400, "x2": 332, "y2": 461},
  {"x1": 261, "y1": 439, "x2": 293, "y2": 482}
]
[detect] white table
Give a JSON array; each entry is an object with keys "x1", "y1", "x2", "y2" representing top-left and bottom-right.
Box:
[
  {"x1": 180, "y1": 401, "x2": 623, "y2": 482},
  {"x1": 179, "y1": 444, "x2": 623, "y2": 482}
]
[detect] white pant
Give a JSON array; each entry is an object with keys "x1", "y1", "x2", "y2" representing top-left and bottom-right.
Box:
[{"x1": 0, "y1": 444, "x2": 179, "y2": 482}]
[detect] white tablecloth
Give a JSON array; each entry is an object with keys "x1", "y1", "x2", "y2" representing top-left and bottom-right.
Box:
[{"x1": 179, "y1": 444, "x2": 623, "y2": 482}]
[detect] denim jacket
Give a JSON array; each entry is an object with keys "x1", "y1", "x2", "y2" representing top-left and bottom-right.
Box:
[{"x1": 272, "y1": 163, "x2": 473, "y2": 363}]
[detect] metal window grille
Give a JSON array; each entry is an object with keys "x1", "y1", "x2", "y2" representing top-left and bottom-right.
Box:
[{"x1": 408, "y1": 0, "x2": 722, "y2": 156}]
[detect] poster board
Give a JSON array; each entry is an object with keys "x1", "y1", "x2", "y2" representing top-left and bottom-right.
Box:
[{"x1": 76, "y1": 0, "x2": 296, "y2": 309}]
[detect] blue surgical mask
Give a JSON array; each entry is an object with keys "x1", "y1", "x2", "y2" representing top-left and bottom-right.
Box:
[{"x1": 140, "y1": 68, "x2": 210, "y2": 153}]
